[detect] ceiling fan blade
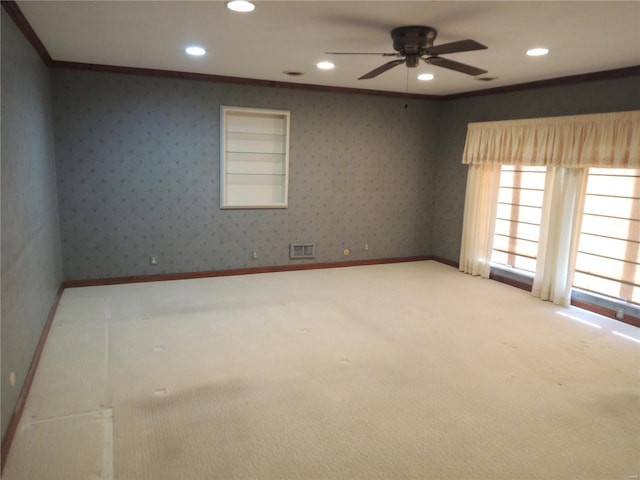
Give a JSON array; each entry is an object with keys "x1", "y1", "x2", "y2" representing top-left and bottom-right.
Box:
[
  {"x1": 427, "y1": 39, "x2": 487, "y2": 55},
  {"x1": 325, "y1": 52, "x2": 399, "y2": 56},
  {"x1": 425, "y1": 56, "x2": 487, "y2": 76},
  {"x1": 358, "y1": 59, "x2": 405, "y2": 79}
]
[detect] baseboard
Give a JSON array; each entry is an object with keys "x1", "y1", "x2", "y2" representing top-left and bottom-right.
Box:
[
  {"x1": 61, "y1": 255, "x2": 434, "y2": 288},
  {"x1": 431, "y1": 256, "x2": 459, "y2": 269},
  {"x1": 570, "y1": 298, "x2": 640, "y2": 328},
  {"x1": 489, "y1": 270, "x2": 533, "y2": 292},
  {"x1": 1, "y1": 285, "x2": 64, "y2": 472}
]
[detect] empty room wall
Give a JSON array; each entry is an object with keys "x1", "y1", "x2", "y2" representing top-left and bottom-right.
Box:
[
  {"x1": 431, "y1": 75, "x2": 640, "y2": 263},
  {"x1": 1, "y1": 10, "x2": 63, "y2": 440},
  {"x1": 51, "y1": 70, "x2": 441, "y2": 281}
]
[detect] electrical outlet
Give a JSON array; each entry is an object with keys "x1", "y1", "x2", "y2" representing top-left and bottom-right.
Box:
[
  {"x1": 364, "y1": 243, "x2": 369, "y2": 251},
  {"x1": 252, "y1": 250, "x2": 258, "y2": 260},
  {"x1": 149, "y1": 255, "x2": 158, "y2": 266},
  {"x1": 615, "y1": 308, "x2": 624, "y2": 320}
]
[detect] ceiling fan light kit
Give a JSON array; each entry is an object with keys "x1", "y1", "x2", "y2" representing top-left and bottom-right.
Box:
[{"x1": 327, "y1": 25, "x2": 488, "y2": 80}]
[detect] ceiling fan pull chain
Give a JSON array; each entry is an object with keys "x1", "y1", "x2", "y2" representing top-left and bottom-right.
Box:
[{"x1": 405, "y1": 67, "x2": 409, "y2": 95}]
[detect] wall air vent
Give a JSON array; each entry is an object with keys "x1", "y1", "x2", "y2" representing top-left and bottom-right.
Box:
[{"x1": 290, "y1": 243, "x2": 315, "y2": 259}]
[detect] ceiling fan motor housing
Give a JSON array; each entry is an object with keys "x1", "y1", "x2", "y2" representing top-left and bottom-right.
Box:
[{"x1": 391, "y1": 26, "x2": 437, "y2": 56}]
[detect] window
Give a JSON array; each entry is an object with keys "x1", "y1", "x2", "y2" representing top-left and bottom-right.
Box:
[
  {"x1": 491, "y1": 165, "x2": 546, "y2": 274},
  {"x1": 220, "y1": 106, "x2": 290, "y2": 209},
  {"x1": 492, "y1": 166, "x2": 639, "y2": 307},
  {"x1": 573, "y1": 168, "x2": 640, "y2": 306}
]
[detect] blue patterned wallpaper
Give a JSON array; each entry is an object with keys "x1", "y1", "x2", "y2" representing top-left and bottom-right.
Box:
[
  {"x1": 431, "y1": 76, "x2": 640, "y2": 263},
  {"x1": 52, "y1": 70, "x2": 440, "y2": 280},
  {"x1": 1, "y1": 10, "x2": 63, "y2": 439},
  {"x1": 51, "y1": 69, "x2": 640, "y2": 280}
]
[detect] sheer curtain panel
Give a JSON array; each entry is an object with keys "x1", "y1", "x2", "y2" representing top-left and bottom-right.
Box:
[
  {"x1": 459, "y1": 163, "x2": 501, "y2": 277},
  {"x1": 531, "y1": 167, "x2": 588, "y2": 306}
]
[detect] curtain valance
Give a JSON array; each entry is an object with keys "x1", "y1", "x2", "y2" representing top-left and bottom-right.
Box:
[{"x1": 462, "y1": 110, "x2": 640, "y2": 167}]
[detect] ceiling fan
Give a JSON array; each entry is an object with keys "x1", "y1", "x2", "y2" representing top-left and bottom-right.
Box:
[{"x1": 326, "y1": 25, "x2": 488, "y2": 79}]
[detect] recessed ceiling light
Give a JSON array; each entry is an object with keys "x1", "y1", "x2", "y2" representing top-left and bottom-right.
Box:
[
  {"x1": 185, "y1": 46, "x2": 206, "y2": 56},
  {"x1": 226, "y1": 1, "x2": 255, "y2": 12},
  {"x1": 316, "y1": 61, "x2": 335, "y2": 70},
  {"x1": 417, "y1": 73, "x2": 434, "y2": 81},
  {"x1": 526, "y1": 47, "x2": 549, "y2": 56}
]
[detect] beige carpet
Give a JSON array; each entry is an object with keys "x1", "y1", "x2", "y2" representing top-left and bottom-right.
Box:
[{"x1": 3, "y1": 261, "x2": 639, "y2": 479}]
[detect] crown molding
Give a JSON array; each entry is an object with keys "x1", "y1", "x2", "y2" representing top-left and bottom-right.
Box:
[
  {"x1": 2, "y1": 0, "x2": 52, "y2": 65},
  {"x1": 4, "y1": 0, "x2": 640, "y2": 101}
]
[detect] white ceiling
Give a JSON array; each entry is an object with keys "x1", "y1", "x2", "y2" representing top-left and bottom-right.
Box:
[{"x1": 15, "y1": 1, "x2": 640, "y2": 96}]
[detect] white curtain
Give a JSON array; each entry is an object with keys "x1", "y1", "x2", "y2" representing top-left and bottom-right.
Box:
[
  {"x1": 459, "y1": 163, "x2": 501, "y2": 278},
  {"x1": 459, "y1": 111, "x2": 639, "y2": 304},
  {"x1": 532, "y1": 167, "x2": 588, "y2": 306}
]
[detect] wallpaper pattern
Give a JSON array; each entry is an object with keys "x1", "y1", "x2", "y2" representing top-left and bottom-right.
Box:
[
  {"x1": 51, "y1": 70, "x2": 640, "y2": 280},
  {"x1": 1, "y1": 10, "x2": 63, "y2": 439},
  {"x1": 52, "y1": 71, "x2": 439, "y2": 280},
  {"x1": 431, "y1": 76, "x2": 640, "y2": 262}
]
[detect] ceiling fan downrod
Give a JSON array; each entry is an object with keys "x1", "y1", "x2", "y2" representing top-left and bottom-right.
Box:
[{"x1": 405, "y1": 54, "x2": 421, "y2": 68}]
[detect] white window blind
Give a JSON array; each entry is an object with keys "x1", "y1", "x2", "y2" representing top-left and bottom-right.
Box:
[
  {"x1": 573, "y1": 168, "x2": 640, "y2": 306},
  {"x1": 492, "y1": 165, "x2": 546, "y2": 273}
]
